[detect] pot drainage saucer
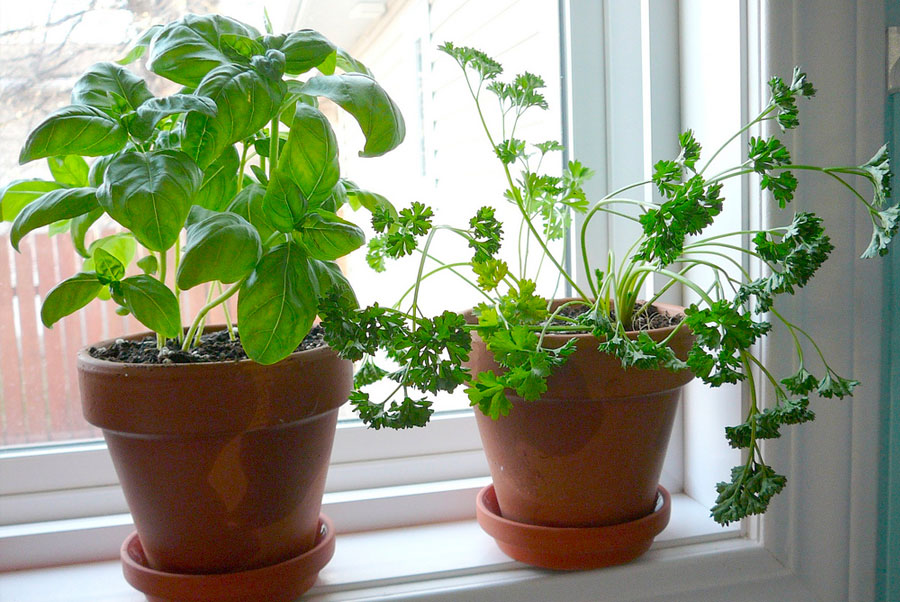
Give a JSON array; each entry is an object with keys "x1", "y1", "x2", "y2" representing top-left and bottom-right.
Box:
[
  {"x1": 476, "y1": 485, "x2": 671, "y2": 570},
  {"x1": 121, "y1": 514, "x2": 335, "y2": 602}
]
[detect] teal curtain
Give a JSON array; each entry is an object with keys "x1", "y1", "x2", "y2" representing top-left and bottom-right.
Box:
[{"x1": 879, "y1": 3, "x2": 900, "y2": 598}]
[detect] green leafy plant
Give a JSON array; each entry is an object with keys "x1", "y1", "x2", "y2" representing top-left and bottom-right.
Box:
[
  {"x1": 2, "y1": 14, "x2": 405, "y2": 365},
  {"x1": 320, "y1": 43, "x2": 896, "y2": 525}
]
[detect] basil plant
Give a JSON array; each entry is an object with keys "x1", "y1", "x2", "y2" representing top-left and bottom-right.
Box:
[{"x1": 2, "y1": 14, "x2": 405, "y2": 365}]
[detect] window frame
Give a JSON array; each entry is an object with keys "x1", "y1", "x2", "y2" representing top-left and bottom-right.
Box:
[{"x1": 0, "y1": 3, "x2": 887, "y2": 600}]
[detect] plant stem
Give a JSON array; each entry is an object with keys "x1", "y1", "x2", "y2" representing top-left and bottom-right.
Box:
[
  {"x1": 182, "y1": 278, "x2": 246, "y2": 352},
  {"x1": 269, "y1": 117, "x2": 280, "y2": 178},
  {"x1": 394, "y1": 261, "x2": 479, "y2": 307},
  {"x1": 463, "y1": 72, "x2": 588, "y2": 300},
  {"x1": 699, "y1": 104, "x2": 775, "y2": 175},
  {"x1": 157, "y1": 250, "x2": 168, "y2": 349},
  {"x1": 237, "y1": 142, "x2": 249, "y2": 190},
  {"x1": 220, "y1": 282, "x2": 236, "y2": 340},
  {"x1": 174, "y1": 235, "x2": 182, "y2": 344}
]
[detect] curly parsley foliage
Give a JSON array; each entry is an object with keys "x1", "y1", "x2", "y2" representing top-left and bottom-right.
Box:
[
  {"x1": 320, "y1": 294, "x2": 471, "y2": 429},
  {"x1": 683, "y1": 301, "x2": 771, "y2": 386},
  {"x1": 465, "y1": 284, "x2": 577, "y2": 419},
  {"x1": 468, "y1": 206, "x2": 503, "y2": 263},
  {"x1": 438, "y1": 42, "x2": 502, "y2": 81},
  {"x1": 768, "y1": 66, "x2": 816, "y2": 130},
  {"x1": 712, "y1": 462, "x2": 787, "y2": 526},
  {"x1": 366, "y1": 201, "x2": 434, "y2": 271},
  {"x1": 638, "y1": 175, "x2": 724, "y2": 265},
  {"x1": 734, "y1": 212, "x2": 834, "y2": 313}
]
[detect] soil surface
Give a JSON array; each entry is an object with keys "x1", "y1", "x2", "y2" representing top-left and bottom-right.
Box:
[
  {"x1": 89, "y1": 325, "x2": 327, "y2": 364},
  {"x1": 552, "y1": 302, "x2": 682, "y2": 332}
]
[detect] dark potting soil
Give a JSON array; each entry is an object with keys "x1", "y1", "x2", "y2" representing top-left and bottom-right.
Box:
[
  {"x1": 551, "y1": 302, "x2": 682, "y2": 332},
  {"x1": 88, "y1": 325, "x2": 326, "y2": 364}
]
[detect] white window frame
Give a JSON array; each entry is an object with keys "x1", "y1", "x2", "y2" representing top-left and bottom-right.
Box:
[{"x1": 0, "y1": 2, "x2": 887, "y2": 600}]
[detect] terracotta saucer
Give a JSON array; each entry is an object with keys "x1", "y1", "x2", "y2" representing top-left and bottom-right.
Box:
[
  {"x1": 121, "y1": 515, "x2": 335, "y2": 602},
  {"x1": 476, "y1": 484, "x2": 671, "y2": 570}
]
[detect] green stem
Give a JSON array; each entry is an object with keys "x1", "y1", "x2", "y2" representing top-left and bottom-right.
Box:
[
  {"x1": 156, "y1": 250, "x2": 168, "y2": 349},
  {"x1": 190, "y1": 283, "x2": 217, "y2": 348},
  {"x1": 236, "y1": 142, "x2": 250, "y2": 190},
  {"x1": 409, "y1": 228, "x2": 437, "y2": 323},
  {"x1": 269, "y1": 117, "x2": 280, "y2": 180},
  {"x1": 632, "y1": 266, "x2": 717, "y2": 306},
  {"x1": 182, "y1": 278, "x2": 246, "y2": 352},
  {"x1": 699, "y1": 104, "x2": 775, "y2": 175},
  {"x1": 580, "y1": 197, "x2": 654, "y2": 296},
  {"x1": 174, "y1": 235, "x2": 182, "y2": 344},
  {"x1": 462, "y1": 71, "x2": 588, "y2": 301},
  {"x1": 220, "y1": 282, "x2": 236, "y2": 340},
  {"x1": 745, "y1": 351, "x2": 788, "y2": 401},
  {"x1": 394, "y1": 261, "x2": 480, "y2": 307},
  {"x1": 537, "y1": 300, "x2": 591, "y2": 347}
]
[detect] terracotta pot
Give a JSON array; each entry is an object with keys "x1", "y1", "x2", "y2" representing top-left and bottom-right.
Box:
[
  {"x1": 465, "y1": 299, "x2": 693, "y2": 557},
  {"x1": 78, "y1": 329, "x2": 352, "y2": 577}
]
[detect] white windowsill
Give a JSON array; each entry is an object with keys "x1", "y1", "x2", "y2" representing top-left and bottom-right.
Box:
[{"x1": 0, "y1": 494, "x2": 770, "y2": 602}]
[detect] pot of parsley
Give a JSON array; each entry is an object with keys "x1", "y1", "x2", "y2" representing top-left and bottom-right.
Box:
[
  {"x1": 320, "y1": 43, "x2": 896, "y2": 571},
  {"x1": 2, "y1": 13, "x2": 404, "y2": 601}
]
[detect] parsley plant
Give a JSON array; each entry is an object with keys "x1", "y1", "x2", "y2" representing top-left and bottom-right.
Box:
[{"x1": 321, "y1": 47, "x2": 896, "y2": 525}]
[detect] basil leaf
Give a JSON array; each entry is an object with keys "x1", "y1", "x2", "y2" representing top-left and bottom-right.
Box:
[
  {"x1": 137, "y1": 255, "x2": 158, "y2": 275},
  {"x1": 227, "y1": 183, "x2": 277, "y2": 243},
  {"x1": 118, "y1": 25, "x2": 163, "y2": 65},
  {"x1": 296, "y1": 209, "x2": 365, "y2": 260},
  {"x1": 194, "y1": 145, "x2": 240, "y2": 210},
  {"x1": 70, "y1": 208, "x2": 103, "y2": 258},
  {"x1": 182, "y1": 56, "x2": 286, "y2": 169},
  {"x1": 300, "y1": 73, "x2": 405, "y2": 157},
  {"x1": 87, "y1": 154, "x2": 118, "y2": 188},
  {"x1": 48, "y1": 219, "x2": 70, "y2": 236},
  {"x1": 48, "y1": 156, "x2": 90, "y2": 188},
  {"x1": 308, "y1": 258, "x2": 358, "y2": 308},
  {"x1": 41, "y1": 272, "x2": 104, "y2": 328},
  {"x1": 344, "y1": 181, "x2": 397, "y2": 218},
  {"x1": 97, "y1": 150, "x2": 202, "y2": 251},
  {"x1": 148, "y1": 14, "x2": 261, "y2": 87},
  {"x1": 250, "y1": 164, "x2": 269, "y2": 186},
  {"x1": 278, "y1": 104, "x2": 340, "y2": 205},
  {"x1": 0, "y1": 180, "x2": 62, "y2": 221},
  {"x1": 237, "y1": 241, "x2": 316, "y2": 364},
  {"x1": 177, "y1": 211, "x2": 262, "y2": 290},
  {"x1": 131, "y1": 94, "x2": 217, "y2": 140},
  {"x1": 335, "y1": 48, "x2": 373, "y2": 77},
  {"x1": 71, "y1": 62, "x2": 153, "y2": 116},
  {"x1": 19, "y1": 105, "x2": 127, "y2": 163},
  {"x1": 92, "y1": 247, "x2": 125, "y2": 283},
  {"x1": 88, "y1": 233, "x2": 137, "y2": 268},
  {"x1": 115, "y1": 275, "x2": 182, "y2": 338},
  {"x1": 262, "y1": 168, "x2": 306, "y2": 233},
  {"x1": 262, "y1": 30, "x2": 336, "y2": 75},
  {"x1": 220, "y1": 34, "x2": 266, "y2": 60},
  {"x1": 10, "y1": 187, "x2": 98, "y2": 250}
]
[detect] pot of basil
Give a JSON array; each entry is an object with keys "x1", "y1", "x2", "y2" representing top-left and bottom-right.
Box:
[
  {"x1": 320, "y1": 43, "x2": 897, "y2": 570},
  {"x1": 2, "y1": 13, "x2": 404, "y2": 601}
]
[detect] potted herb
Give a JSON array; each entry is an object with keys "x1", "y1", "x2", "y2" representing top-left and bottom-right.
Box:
[
  {"x1": 2, "y1": 13, "x2": 404, "y2": 601},
  {"x1": 321, "y1": 44, "x2": 896, "y2": 569}
]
